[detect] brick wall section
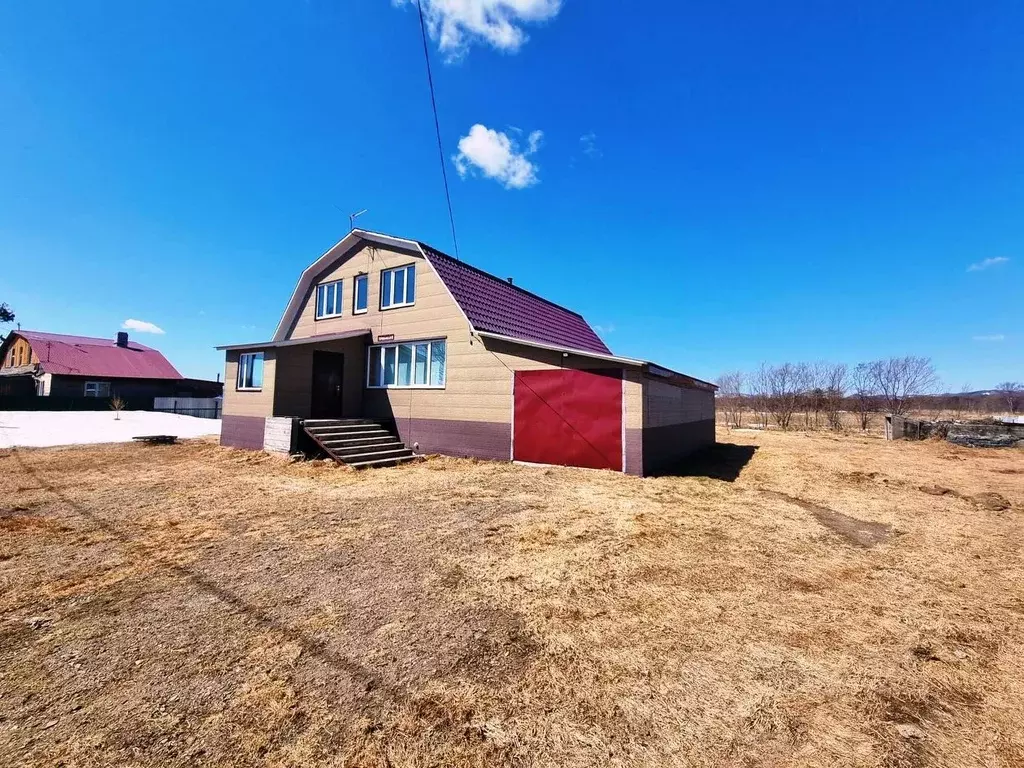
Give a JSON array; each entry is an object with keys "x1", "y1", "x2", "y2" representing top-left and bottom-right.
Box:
[
  {"x1": 642, "y1": 376, "x2": 716, "y2": 475},
  {"x1": 391, "y1": 417, "x2": 511, "y2": 462},
  {"x1": 263, "y1": 417, "x2": 298, "y2": 454},
  {"x1": 623, "y1": 369, "x2": 645, "y2": 476},
  {"x1": 221, "y1": 415, "x2": 266, "y2": 450},
  {"x1": 624, "y1": 429, "x2": 644, "y2": 476}
]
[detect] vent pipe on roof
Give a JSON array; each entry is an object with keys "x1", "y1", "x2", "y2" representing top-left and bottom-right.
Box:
[
  {"x1": 116, "y1": 332, "x2": 129, "y2": 347},
  {"x1": 506, "y1": 277, "x2": 514, "y2": 285}
]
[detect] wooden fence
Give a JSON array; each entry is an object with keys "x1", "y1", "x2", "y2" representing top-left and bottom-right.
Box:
[
  {"x1": 152, "y1": 397, "x2": 222, "y2": 419},
  {"x1": 0, "y1": 395, "x2": 152, "y2": 411}
]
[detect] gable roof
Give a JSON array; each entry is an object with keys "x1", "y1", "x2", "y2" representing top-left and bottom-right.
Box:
[
  {"x1": 419, "y1": 244, "x2": 611, "y2": 355},
  {"x1": 11, "y1": 331, "x2": 183, "y2": 379},
  {"x1": 272, "y1": 229, "x2": 610, "y2": 354}
]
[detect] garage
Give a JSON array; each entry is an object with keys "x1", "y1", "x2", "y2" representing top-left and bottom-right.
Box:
[{"x1": 512, "y1": 368, "x2": 623, "y2": 471}]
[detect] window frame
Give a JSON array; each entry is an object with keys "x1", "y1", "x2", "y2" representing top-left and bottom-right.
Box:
[
  {"x1": 353, "y1": 273, "x2": 368, "y2": 315},
  {"x1": 379, "y1": 264, "x2": 416, "y2": 310},
  {"x1": 366, "y1": 338, "x2": 446, "y2": 389},
  {"x1": 84, "y1": 381, "x2": 111, "y2": 398},
  {"x1": 315, "y1": 279, "x2": 344, "y2": 320},
  {"x1": 236, "y1": 351, "x2": 265, "y2": 391}
]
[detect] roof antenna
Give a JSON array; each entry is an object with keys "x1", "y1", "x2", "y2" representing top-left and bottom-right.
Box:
[{"x1": 349, "y1": 208, "x2": 368, "y2": 231}]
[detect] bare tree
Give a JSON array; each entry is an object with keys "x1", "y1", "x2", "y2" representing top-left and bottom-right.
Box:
[
  {"x1": 821, "y1": 363, "x2": 848, "y2": 430},
  {"x1": 762, "y1": 362, "x2": 804, "y2": 430},
  {"x1": 801, "y1": 362, "x2": 828, "y2": 429},
  {"x1": 750, "y1": 365, "x2": 771, "y2": 428},
  {"x1": 950, "y1": 382, "x2": 972, "y2": 421},
  {"x1": 850, "y1": 363, "x2": 876, "y2": 430},
  {"x1": 109, "y1": 396, "x2": 126, "y2": 421},
  {"x1": 716, "y1": 371, "x2": 745, "y2": 427},
  {"x1": 867, "y1": 356, "x2": 938, "y2": 416},
  {"x1": 995, "y1": 381, "x2": 1023, "y2": 415}
]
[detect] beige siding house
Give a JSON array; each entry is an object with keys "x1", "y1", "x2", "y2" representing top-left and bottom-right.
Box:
[{"x1": 218, "y1": 229, "x2": 715, "y2": 475}]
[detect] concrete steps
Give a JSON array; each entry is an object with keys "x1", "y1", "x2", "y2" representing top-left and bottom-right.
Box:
[{"x1": 301, "y1": 419, "x2": 421, "y2": 469}]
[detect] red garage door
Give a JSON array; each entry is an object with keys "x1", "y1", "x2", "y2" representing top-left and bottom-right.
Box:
[{"x1": 513, "y1": 368, "x2": 622, "y2": 471}]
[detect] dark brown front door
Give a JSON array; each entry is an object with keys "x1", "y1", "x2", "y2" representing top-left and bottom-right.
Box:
[{"x1": 311, "y1": 352, "x2": 345, "y2": 418}]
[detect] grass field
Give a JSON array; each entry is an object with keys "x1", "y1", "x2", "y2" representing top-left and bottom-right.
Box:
[{"x1": 1, "y1": 430, "x2": 1022, "y2": 767}]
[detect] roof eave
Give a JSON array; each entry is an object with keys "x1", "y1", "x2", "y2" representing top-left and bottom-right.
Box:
[
  {"x1": 474, "y1": 331, "x2": 646, "y2": 367},
  {"x1": 475, "y1": 331, "x2": 717, "y2": 390},
  {"x1": 217, "y1": 328, "x2": 371, "y2": 352}
]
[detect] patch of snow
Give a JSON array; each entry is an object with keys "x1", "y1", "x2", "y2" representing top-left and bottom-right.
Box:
[{"x1": 0, "y1": 411, "x2": 221, "y2": 449}]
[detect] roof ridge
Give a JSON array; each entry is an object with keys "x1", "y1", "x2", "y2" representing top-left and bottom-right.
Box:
[
  {"x1": 418, "y1": 242, "x2": 587, "y2": 319},
  {"x1": 18, "y1": 329, "x2": 151, "y2": 347}
]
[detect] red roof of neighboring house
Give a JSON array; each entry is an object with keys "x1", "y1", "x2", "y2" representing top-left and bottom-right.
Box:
[
  {"x1": 15, "y1": 331, "x2": 183, "y2": 379},
  {"x1": 420, "y1": 244, "x2": 612, "y2": 355}
]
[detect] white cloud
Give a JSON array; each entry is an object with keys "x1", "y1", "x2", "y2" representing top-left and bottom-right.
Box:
[
  {"x1": 580, "y1": 132, "x2": 601, "y2": 158},
  {"x1": 394, "y1": 0, "x2": 561, "y2": 61},
  {"x1": 967, "y1": 256, "x2": 1010, "y2": 272},
  {"x1": 593, "y1": 323, "x2": 616, "y2": 334},
  {"x1": 972, "y1": 334, "x2": 1005, "y2": 342},
  {"x1": 454, "y1": 124, "x2": 542, "y2": 189},
  {"x1": 122, "y1": 318, "x2": 165, "y2": 335}
]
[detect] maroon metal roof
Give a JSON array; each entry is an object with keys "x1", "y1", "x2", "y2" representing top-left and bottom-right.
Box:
[
  {"x1": 421, "y1": 244, "x2": 611, "y2": 355},
  {"x1": 17, "y1": 331, "x2": 183, "y2": 379}
]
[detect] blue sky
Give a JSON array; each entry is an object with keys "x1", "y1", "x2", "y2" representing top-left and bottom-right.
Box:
[{"x1": 1, "y1": 0, "x2": 1021, "y2": 388}]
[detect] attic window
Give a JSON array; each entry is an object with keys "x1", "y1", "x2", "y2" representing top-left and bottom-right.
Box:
[
  {"x1": 353, "y1": 274, "x2": 368, "y2": 314},
  {"x1": 315, "y1": 280, "x2": 343, "y2": 319},
  {"x1": 380, "y1": 264, "x2": 415, "y2": 310}
]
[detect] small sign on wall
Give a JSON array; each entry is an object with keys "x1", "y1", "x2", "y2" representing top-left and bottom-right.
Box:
[{"x1": 376, "y1": 333, "x2": 395, "y2": 343}]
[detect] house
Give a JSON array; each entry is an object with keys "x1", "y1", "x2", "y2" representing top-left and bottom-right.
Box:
[
  {"x1": 0, "y1": 330, "x2": 223, "y2": 400},
  {"x1": 217, "y1": 229, "x2": 716, "y2": 475}
]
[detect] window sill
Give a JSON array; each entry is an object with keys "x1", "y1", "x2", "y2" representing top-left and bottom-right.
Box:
[
  {"x1": 366, "y1": 385, "x2": 446, "y2": 390},
  {"x1": 353, "y1": 308, "x2": 368, "y2": 315},
  {"x1": 314, "y1": 313, "x2": 344, "y2": 321},
  {"x1": 379, "y1": 302, "x2": 415, "y2": 311},
  {"x1": 236, "y1": 387, "x2": 263, "y2": 392}
]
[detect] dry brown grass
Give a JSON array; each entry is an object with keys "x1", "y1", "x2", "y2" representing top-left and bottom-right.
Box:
[{"x1": 1, "y1": 430, "x2": 1022, "y2": 767}]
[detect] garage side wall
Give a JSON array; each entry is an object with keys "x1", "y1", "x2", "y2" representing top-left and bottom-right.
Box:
[{"x1": 641, "y1": 376, "x2": 715, "y2": 475}]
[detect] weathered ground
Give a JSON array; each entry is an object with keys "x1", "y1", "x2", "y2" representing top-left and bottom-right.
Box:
[{"x1": 1, "y1": 429, "x2": 1021, "y2": 767}]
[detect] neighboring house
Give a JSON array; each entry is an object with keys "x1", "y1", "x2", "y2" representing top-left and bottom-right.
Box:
[
  {"x1": 218, "y1": 229, "x2": 716, "y2": 475},
  {"x1": 0, "y1": 330, "x2": 222, "y2": 400}
]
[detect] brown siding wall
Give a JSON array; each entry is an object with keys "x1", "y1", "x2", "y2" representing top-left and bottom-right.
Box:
[
  {"x1": 272, "y1": 337, "x2": 366, "y2": 418},
  {"x1": 221, "y1": 414, "x2": 266, "y2": 450},
  {"x1": 286, "y1": 242, "x2": 510, "y2": 424},
  {"x1": 222, "y1": 350, "x2": 277, "y2": 418},
  {"x1": 641, "y1": 376, "x2": 716, "y2": 475},
  {"x1": 288, "y1": 243, "x2": 465, "y2": 344}
]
